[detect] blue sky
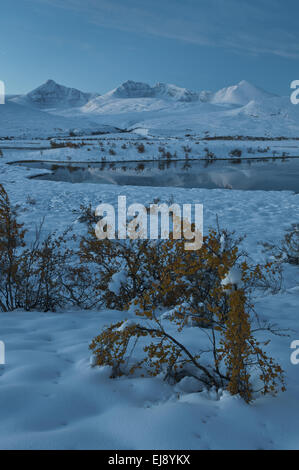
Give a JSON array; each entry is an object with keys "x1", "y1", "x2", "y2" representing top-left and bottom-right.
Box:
[{"x1": 1, "y1": 0, "x2": 298, "y2": 95}]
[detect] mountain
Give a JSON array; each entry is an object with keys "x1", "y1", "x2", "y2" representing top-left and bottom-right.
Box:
[
  {"x1": 12, "y1": 80, "x2": 95, "y2": 109},
  {"x1": 4, "y1": 78, "x2": 298, "y2": 138},
  {"x1": 106, "y1": 80, "x2": 199, "y2": 102},
  {"x1": 199, "y1": 90, "x2": 213, "y2": 103},
  {"x1": 76, "y1": 80, "x2": 199, "y2": 117},
  {"x1": 153, "y1": 82, "x2": 199, "y2": 102},
  {"x1": 211, "y1": 80, "x2": 276, "y2": 106}
]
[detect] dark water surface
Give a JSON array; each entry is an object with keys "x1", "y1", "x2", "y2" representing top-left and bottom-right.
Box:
[{"x1": 10, "y1": 157, "x2": 299, "y2": 192}]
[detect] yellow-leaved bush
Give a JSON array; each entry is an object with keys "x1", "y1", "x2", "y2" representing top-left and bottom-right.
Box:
[{"x1": 89, "y1": 228, "x2": 285, "y2": 403}]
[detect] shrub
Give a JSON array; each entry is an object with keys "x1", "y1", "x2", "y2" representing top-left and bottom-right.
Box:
[
  {"x1": 50, "y1": 140, "x2": 81, "y2": 149},
  {"x1": 0, "y1": 186, "x2": 100, "y2": 312},
  {"x1": 229, "y1": 148, "x2": 242, "y2": 158},
  {"x1": 204, "y1": 147, "x2": 216, "y2": 159},
  {"x1": 80, "y1": 232, "x2": 171, "y2": 310},
  {"x1": 16, "y1": 228, "x2": 72, "y2": 311},
  {"x1": 0, "y1": 184, "x2": 26, "y2": 311},
  {"x1": 26, "y1": 195, "x2": 37, "y2": 206},
  {"x1": 75, "y1": 203, "x2": 99, "y2": 226},
  {"x1": 137, "y1": 143, "x2": 145, "y2": 154},
  {"x1": 262, "y1": 224, "x2": 299, "y2": 266},
  {"x1": 89, "y1": 227, "x2": 285, "y2": 402}
]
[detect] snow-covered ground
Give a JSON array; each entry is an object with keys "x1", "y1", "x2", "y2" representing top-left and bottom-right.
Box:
[
  {"x1": 0, "y1": 76, "x2": 298, "y2": 449},
  {"x1": 2, "y1": 135, "x2": 299, "y2": 165},
  {"x1": 0, "y1": 158, "x2": 298, "y2": 449},
  {"x1": 0, "y1": 289, "x2": 297, "y2": 451}
]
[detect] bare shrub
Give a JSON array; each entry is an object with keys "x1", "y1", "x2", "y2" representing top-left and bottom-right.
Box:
[
  {"x1": 137, "y1": 143, "x2": 145, "y2": 154},
  {"x1": 204, "y1": 147, "x2": 216, "y2": 159},
  {"x1": 229, "y1": 148, "x2": 242, "y2": 158},
  {"x1": 262, "y1": 224, "x2": 299, "y2": 266}
]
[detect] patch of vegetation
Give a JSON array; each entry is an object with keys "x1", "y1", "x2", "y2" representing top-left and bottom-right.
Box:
[
  {"x1": 262, "y1": 224, "x2": 299, "y2": 266},
  {"x1": 229, "y1": 148, "x2": 242, "y2": 158}
]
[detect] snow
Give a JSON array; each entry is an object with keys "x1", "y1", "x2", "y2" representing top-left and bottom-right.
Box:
[
  {"x1": 4, "y1": 78, "x2": 299, "y2": 138},
  {"x1": 221, "y1": 266, "x2": 243, "y2": 289},
  {"x1": 104, "y1": 80, "x2": 199, "y2": 102},
  {"x1": 0, "y1": 284, "x2": 298, "y2": 449},
  {"x1": 0, "y1": 169, "x2": 297, "y2": 448},
  {"x1": 0, "y1": 77, "x2": 299, "y2": 449},
  {"x1": 0, "y1": 101, "x2": 117, "y2": 139},
  {"x1": 211, "y1": 80, "x2": 276, "y2": 106},
  {"x1": 12, "y1": 79, "x2": 95, "y2": 110},
  {"x1": 108, "y1": 270, "x2": 128, "y2": 296}
]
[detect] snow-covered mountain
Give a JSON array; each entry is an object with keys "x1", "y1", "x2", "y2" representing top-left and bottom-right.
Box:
[
  {"x1": 105, "y1": 80, "x2": 199, "y2": 102},
  {"x1": 75, "y1": 80, "x2": 199, "y2": 118},
  {"x1": 13, "y1": 80, "x2": 95, "y2": 109},
  {"x1": 4, "y1": 78, "x2": 299, "y2": 138},
  {"x1": 211, "y1": 80, "x2": 276, "y2": 106}
]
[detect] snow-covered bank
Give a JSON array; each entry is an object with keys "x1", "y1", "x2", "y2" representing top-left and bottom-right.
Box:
[
  {"x1": 2, "y1": 136, "x2": 299, "y2": 164},
  {"x1": 1, "y1": 160, "x2": 298, "y2": 257}
]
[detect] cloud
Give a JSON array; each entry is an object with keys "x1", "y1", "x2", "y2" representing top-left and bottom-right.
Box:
[{"x1": 30, "y1": 0, "x2": 299, "y2": 59}]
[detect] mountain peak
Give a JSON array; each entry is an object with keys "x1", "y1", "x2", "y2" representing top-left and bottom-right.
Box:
[
  {"x1": 212, "y1": 80, "x2": 276, "y2": 106},
  {"x1": 24, "y1": 80, "x2": 93, "y2": 108},
  {"x1": 238, "y1": 79, "x2": 251, "y2": 86},
  {"x1": 113, "y1": 81, "x2": 153, "y2": 98},
  {"x1": 111, "y1": 80, "x2": 199, "y2": 102}
]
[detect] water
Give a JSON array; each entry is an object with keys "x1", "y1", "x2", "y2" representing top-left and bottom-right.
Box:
[{"x1": 10, "y1": 157, "x2": 299, "y2": 192}]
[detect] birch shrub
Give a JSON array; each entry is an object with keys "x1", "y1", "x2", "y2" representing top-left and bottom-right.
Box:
[{"x1": 89, "y1": 228, "x2": 285, "y2": 403}]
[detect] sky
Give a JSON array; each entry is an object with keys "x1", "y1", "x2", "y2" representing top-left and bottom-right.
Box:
[{"x1": 0, "y1": 0, "x2": 298, "y2": 95}]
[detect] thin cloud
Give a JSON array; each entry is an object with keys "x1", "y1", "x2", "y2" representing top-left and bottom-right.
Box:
[{"x1": 30, "y1": 0, "x2": 299, "y2": 59}]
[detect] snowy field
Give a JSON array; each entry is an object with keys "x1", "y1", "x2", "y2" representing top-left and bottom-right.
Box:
[
  {"x1": 0, "y1": 291, "x2": 298, "y2": 451},
  {"x1": 0, "y1": 156, "x2": 298, "y2": 449}
]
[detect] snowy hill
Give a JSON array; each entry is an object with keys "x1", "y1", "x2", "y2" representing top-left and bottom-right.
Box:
[
  {"x1": 13, "y1": 80, "x2": 95, "y2": 110},
  {"x1": 0, "y1": 100, "x2": 116, "y2": 138},
  {"x1": 211, "y1": 80, "x2": 276, "y2": 106}
]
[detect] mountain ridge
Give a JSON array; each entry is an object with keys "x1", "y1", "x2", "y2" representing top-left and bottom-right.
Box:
[{"x1": 12, "y1": 79, "x2": 96, "y2": 109}]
